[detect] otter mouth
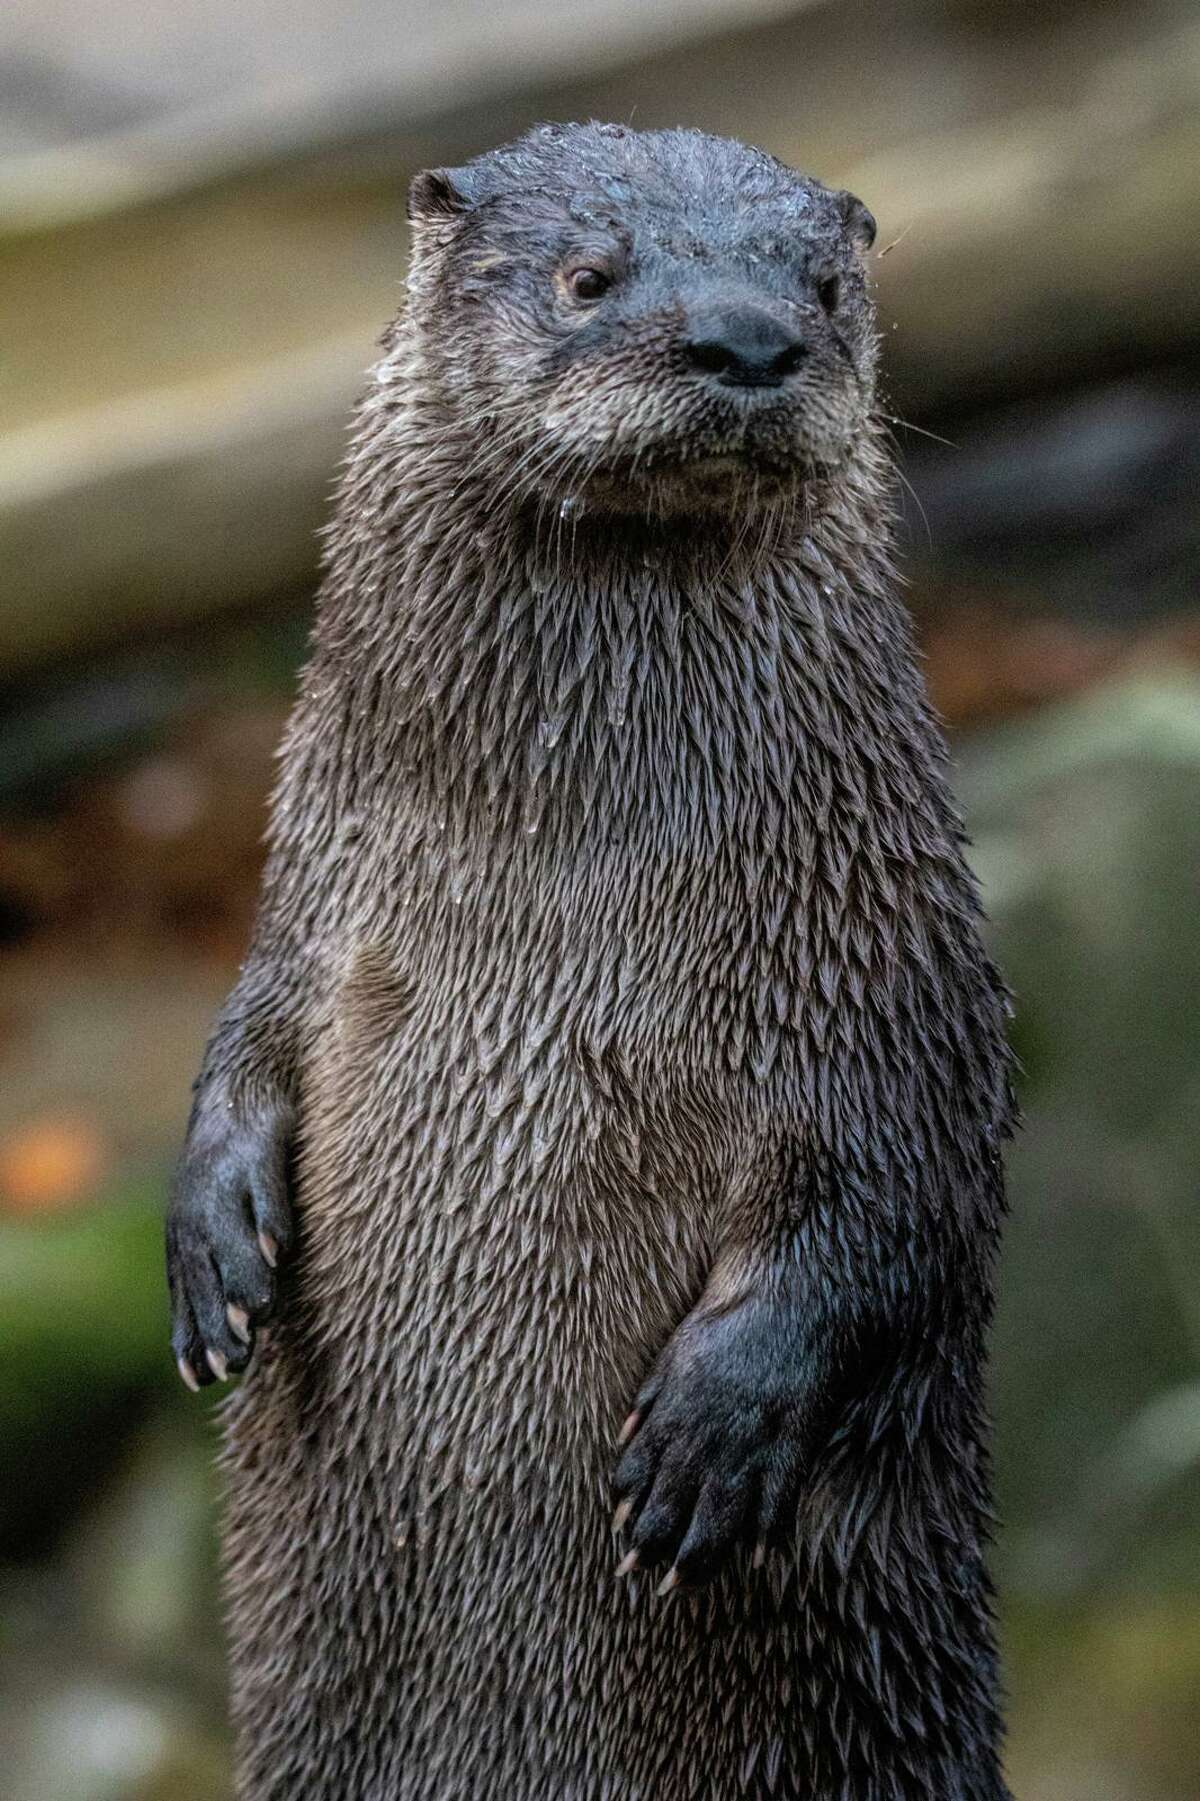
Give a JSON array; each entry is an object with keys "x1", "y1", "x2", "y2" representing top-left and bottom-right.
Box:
[
  {"x1": 664, "y1": 446, "x2": 840, "y2": 483},
  {"x1": 534, "y1": 360, "x2": 860, "y2": 517},
  {"x1": 565, "y1": 438, "x2": 844, "y2": 517}
]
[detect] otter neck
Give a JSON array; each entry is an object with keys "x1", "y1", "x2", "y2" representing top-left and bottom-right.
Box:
[{"x1": 316, "y1": 366, "x2": 907, "y2": 852}]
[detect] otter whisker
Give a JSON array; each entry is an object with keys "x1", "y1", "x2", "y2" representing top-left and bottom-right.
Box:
[
  {"x1": 880, "y1": 412, "x2": 959, "y2": 451},
  {"x1": 894, "y1": 463, "x2": 933, "y2": 549}
]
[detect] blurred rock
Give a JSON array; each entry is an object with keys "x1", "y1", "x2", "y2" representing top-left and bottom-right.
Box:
[
  {"x1": 2, "y1": 1675, "x2": 228, "y2": 1801},
  {"x1": 64, "y1": 1408, "x2": 223, "y2": 1673},
  {"x1": 905, "y1": 367, "x2": 1200, "y2": 633},
  {"x1": 960, "y1": 670, "x2": 1200, "y2": 1799}
]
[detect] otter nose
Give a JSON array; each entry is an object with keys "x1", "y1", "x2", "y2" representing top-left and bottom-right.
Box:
[{"x1": 682, "y1": 303, "x2": 808, "y2": 387}]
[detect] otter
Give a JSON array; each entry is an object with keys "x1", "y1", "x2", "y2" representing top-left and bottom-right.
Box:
[{"x1": 166, "y1": 123, "x2": 1015, "y2": 1800}]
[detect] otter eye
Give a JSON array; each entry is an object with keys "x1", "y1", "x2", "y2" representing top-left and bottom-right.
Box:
[
  {"x1": 816, "y1": 275, "x2": 841, "y2": 314},
  {"x1": 566, "y1": 266, "x2": 612, "y2": 302}
]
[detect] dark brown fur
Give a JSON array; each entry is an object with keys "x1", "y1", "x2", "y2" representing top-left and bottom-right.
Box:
[{"x1": 167, "y1": 124, "x2": 1015, "y2": 1799}]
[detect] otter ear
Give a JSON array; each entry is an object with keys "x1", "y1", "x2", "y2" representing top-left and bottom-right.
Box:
[
  {"x1": 407, "y1": 167, "x2": 477, "y2": 225},
  {"x1": 836, "y1": 190, "x2": 877, "y2": 253}
]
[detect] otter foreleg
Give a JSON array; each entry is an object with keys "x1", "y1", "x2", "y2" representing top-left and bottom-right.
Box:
[
  {"x1": 610, "y1": 1238, "x2": 829, "y2": 1590},
  {"x1": 610, "y1": 1149, "x2": 993, "y2": 1595},
  {"x1": 166, "y1": 1079, "x2": 295, "y2": 1387},
  {"x1": 165, "y1": 692, "x2": 346, "y2": 1392}
]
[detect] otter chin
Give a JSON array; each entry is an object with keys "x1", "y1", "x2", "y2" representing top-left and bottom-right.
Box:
[
  {"x1": 559, "y1": 442, "x2": 850, "y2": 520},
  {"x1": 167, "y1": 121, "x2": 1014, "y2": 1801}
]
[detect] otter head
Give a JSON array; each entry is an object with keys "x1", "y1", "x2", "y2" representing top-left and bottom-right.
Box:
[{"x1": 405, "y1": 122, "x2": 878, "y2": 521}]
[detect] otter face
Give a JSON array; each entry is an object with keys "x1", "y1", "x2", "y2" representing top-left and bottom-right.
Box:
[{"x1": 406, "y1": 123, "x2": 879, "y2": 519}]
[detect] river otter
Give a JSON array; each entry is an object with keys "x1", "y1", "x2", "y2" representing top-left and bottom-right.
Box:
[{"x1": 166, "y1": 123, "x2": 1015, "y2": 1799}]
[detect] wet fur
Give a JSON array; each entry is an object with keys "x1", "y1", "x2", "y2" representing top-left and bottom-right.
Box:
[{"x1": 167, "y1": 125, "x2": 1015, "y2": 1799}]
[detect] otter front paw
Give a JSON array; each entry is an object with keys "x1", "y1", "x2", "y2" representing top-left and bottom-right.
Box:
[
  {"x1": 165, "y1": 1099, "x2": 293, "y2": 1390},
  {"x1": 611, "y1": 1291, "x2": 816, "y2": 1591}
]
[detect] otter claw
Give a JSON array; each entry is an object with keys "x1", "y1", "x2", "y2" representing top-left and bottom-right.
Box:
[
  {"x1": 227, "y1": 1303, "x2": 251, "y2": 1344},
  {"x1": 615, "y1": 1550, "x2": 639, "y2": 1577},
  {"x1": 206, "y1": 1347, "x2": 230, "y2": 1382},
  {"x1": 610, "y1": 1289, "x2": 815, "y2": 1587},
  {"x1": 612, "y1": 1500, "x2": 632, "y2": 1536},
  {"x1": 177, "y1": 1356, "x2": 201, "y2": 1393}
]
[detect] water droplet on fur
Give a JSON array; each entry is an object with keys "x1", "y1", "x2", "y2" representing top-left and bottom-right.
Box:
[
  {"x1": 537, "y1": 716, "x2": 564, "y2": 750},
  {"x1": 559, "y1": 496, "x2": 582, "y2": 522}
]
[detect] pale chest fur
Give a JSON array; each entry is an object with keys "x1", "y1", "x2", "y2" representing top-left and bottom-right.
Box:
[
  {"x1": 288, "y1": 548, "x2": 968, "y2": 1401},
  {"x1": 314, "y1": 552, "x2": 922, "y2": 1092}
]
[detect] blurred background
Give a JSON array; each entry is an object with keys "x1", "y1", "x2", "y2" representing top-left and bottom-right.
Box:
[{"x1": 2, "y1": 0, "x2": 1198, "y2": 1795}]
